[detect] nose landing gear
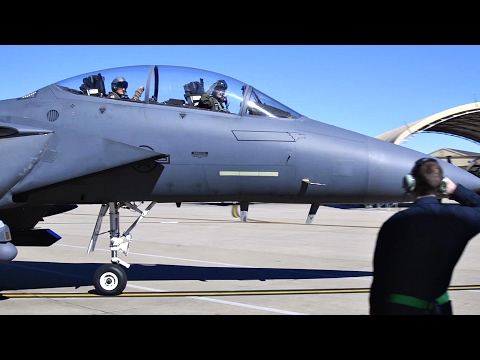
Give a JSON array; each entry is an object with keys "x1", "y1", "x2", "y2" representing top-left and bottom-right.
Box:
[
  {"x1": 93, "y1": 263, "x2": 127, "y2": 296},
  {"x1": 88, "y1": 201, "x2": 156, "y2": 295}
]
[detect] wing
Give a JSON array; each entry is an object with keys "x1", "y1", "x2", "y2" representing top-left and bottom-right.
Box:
[{"x1": 0, "y1": 122, "x2": 167, "y2": 231}]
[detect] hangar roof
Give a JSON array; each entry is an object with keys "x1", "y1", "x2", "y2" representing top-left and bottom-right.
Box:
[{"x1": 376, "y1": 102, "x2": 480, "y2": 146}]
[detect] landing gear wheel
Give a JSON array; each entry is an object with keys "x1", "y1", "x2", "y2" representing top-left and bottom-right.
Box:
[{"x1": 93, "y1": 263, "x2": 127, "y2": 296}]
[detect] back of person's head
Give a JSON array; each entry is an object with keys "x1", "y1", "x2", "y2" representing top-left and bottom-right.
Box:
[
  {"x1": 111, "y1": 77, "x2": 128, "y2": 92},
  {"x1": 406, "y1": 158, "x2": 444, "y2": 196}
]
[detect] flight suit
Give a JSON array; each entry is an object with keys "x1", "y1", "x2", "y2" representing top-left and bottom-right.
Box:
[
  {"x1": 106, "y1": 86, "x2": 144, "y2": 101},
  {"x1": 198, "y1": 93, "x2": 228, "y2": 112},
  {"x1": 370, "y1": 184, "x2": 480, "y2": 315},
  {"x1": 107, "y1": 92, "x2": 123, "y2": 99}
]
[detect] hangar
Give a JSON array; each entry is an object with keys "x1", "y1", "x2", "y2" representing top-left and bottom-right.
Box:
[
  {"x1": 376, "y1": 102, "x2": 480, "y2": 145},
  {"x1": 376, "y1": 102, "x2": 480, "y2": 175}
]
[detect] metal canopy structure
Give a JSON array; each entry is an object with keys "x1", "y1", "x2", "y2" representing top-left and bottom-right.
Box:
[{"x1": 376, "y1": 102, "x2": 480, "y2": 146}]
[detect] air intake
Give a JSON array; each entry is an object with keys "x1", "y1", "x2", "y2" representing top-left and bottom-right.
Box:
[{"x1": 46, "y1": 110, "x2": 59, "y2": 122}]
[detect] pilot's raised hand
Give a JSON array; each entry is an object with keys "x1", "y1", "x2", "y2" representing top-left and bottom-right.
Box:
[
  {"x1": 206, "y1": 82, "x2": 218, "y2": 96},
  {"x1": 132, "y1": 86, "x2": 145, "y2": 101}
]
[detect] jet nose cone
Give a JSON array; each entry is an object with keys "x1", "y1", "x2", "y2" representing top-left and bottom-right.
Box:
[
  {"x1": 442, "y1": 160, "x2": 480, "y2": 191},
  {"x1": 366, "y1": 137, "x2": 480, "y2": 202}
]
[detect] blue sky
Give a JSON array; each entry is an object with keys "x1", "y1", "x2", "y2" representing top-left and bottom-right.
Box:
[{"x1": 1, "y1": 45, "x2": 479, "y2": 154}]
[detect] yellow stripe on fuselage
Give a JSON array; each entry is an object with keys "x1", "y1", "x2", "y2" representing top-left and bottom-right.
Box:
[{"x1": 219, "y1": 171, "x2": 279, "y2": 177}]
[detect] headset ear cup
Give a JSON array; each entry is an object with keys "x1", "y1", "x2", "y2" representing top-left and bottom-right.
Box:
[
  {"x1": 439, "y1": 177, "x2": 448, "y2": 193},
  {"x1": 403, "y1": 174, "x2": 416, "y2": 192}
]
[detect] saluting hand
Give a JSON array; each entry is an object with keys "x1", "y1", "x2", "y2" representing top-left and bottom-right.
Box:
[{"x1": 444, "y1": 177, "x2": 457, "y2": 196}]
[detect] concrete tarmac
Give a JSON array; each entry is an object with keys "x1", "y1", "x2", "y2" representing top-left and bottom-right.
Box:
[{"x1": 1, "y1": 202, "x2": 480, "y2": 315}]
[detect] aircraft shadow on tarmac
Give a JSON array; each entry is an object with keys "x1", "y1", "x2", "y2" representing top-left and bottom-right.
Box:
[{"x1": 0, "y1": 261, "x2": 372, "y2": 293}]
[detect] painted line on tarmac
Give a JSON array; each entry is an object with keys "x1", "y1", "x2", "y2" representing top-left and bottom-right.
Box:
[
  {"x1": 125, "y1": 283, "x2": 307, "y2": 315},
  {"x1": 0, "y1": 283, "x2": 311, "y2": 315},
  {"x1": 2, "y1": 284, "x2": 478, "y2": 298},
  {"x1": 55, "y1": 243, "x2": 263, "y2": 268}
]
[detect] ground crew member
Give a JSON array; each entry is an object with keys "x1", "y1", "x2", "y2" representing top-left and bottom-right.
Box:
[
  {"x1": 107, "y1": 76, "x2": 144, "y2": 101},
  {"x1": 370, "y1": 157, "x2": 480, "y2": 315}
]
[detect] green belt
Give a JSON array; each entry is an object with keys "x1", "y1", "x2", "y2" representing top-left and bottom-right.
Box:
[{"x1": 388, "y1": 292, "x2": 449, "y2": 310}]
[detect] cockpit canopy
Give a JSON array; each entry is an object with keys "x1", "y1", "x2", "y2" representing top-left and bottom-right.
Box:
[{"x1": 53, "y1": 65, "x2": 303, "y2": 119}]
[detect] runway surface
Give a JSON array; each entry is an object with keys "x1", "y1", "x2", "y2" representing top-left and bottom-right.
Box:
[{"x1": 1, "y1": 202, "x2": 480, "y2": 315}]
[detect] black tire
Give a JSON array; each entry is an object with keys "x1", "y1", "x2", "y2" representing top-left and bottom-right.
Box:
[{"x1": 93, "y1": 263, "x2": 127, "y2": 296}]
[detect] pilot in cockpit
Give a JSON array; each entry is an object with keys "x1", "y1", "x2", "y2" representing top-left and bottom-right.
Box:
[
  {"x1": 107, "y1": 76, "x2": 144, "y2": 101},
  {"x1": 198, "y1": 80, "x2": 229, "y2": 112}
]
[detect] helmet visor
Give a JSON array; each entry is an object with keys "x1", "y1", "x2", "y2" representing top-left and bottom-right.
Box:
[{"x1": 116, "y1": 81, "x2": 128, "y2": 89}]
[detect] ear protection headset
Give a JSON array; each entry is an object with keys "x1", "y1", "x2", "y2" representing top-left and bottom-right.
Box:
[{"x1": 403, "y1": 158, "x2": 448, "y2": 193}]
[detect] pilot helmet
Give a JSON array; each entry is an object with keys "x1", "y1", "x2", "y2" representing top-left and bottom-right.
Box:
[
  {"x1": 212, "y1": 79, "x2": 228, "y2": 97},
  {"x1": 112, "y1": 77, "x2": 128, "y2": 92}
]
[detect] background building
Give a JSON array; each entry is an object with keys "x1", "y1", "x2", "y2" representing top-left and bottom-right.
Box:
[{"x1": 430, "y1": 148, "x2": 480, "y2": 177}]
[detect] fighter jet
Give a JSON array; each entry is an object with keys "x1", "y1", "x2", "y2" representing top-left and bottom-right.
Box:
[{"x1": 1, "y1": 64, "x2": 479, "y2": 295}]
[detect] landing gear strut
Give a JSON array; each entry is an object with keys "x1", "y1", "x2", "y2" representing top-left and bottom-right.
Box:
[
  {"x1": 87, "y1": 201, "x2": 156, "y2": 296},
  {"x1": 231, "y1": 201, "x2": 249, "y2": 222}
]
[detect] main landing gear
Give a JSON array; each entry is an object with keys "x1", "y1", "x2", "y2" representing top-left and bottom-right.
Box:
[
  {"x1": 231, "y1": 201, "x2": 321, "y2": 224},
  {"x1": 87, "y1": 201, "x2": 156, "y2": 295}
]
